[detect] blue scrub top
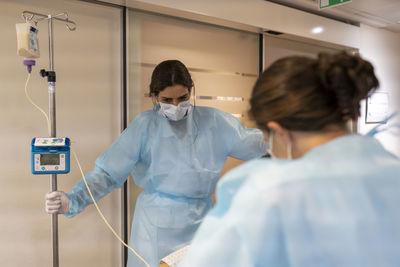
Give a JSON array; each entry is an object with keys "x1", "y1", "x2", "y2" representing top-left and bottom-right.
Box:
[
  {"x1": 65, "y1": 105, "x2": 268, "y2": 267},
  {"x1": 179, "y1": 134, "x2": 400, "y2": 267}
]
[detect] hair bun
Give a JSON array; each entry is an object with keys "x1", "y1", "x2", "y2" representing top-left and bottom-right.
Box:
[{"x1": 317, "y1": 52, "x2": 379, "y2": 120}]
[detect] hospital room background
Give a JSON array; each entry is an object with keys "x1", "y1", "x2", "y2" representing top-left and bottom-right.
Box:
[{"x1": 0, "y1": 0, "x2": 399, "y2": 266}]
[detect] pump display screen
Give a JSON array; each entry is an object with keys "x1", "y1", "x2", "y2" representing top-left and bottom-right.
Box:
[{"x1": 40, "y1": 154, "x2": 60, "y2": 165}]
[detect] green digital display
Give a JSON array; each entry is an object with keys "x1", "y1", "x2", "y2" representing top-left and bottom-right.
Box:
[{"x1": 40, "y1": 154, "x2": 60, "y2": 166}]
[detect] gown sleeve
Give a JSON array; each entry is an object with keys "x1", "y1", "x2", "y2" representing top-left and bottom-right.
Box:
[
  {"x1": 64, "y1": 113, "x2": 147, "y2": 217},
  {"x1": 217, "y1": 109, "x2": 269, "y2": 160}
]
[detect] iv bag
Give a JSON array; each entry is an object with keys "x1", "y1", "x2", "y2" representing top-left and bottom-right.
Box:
[{"x1": 16, "y1": 23, "x2": 40, "y2": 58}]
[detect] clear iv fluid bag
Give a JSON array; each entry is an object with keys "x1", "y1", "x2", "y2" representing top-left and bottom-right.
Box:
[{"x1": 16, "y1": 23, "x2": 40, "y2": 58}]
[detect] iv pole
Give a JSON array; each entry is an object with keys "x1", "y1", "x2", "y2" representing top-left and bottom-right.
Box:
[{"x1": 22, "y1": 11, "x2": 76, "y2": 267}]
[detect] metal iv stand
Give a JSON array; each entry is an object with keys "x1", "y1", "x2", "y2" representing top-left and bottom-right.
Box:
[{"x1": 22, "y1": 11, "x2": 76, "y2": 267}]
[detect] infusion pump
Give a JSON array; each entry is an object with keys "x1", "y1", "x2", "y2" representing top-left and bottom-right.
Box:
[{"x1": 31, "y1": 137, "x2": 70, "y2": 175}]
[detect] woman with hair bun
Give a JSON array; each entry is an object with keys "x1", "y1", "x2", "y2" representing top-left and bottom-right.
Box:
[{"x1": 179, "y1": 52, "x2": 400, "y2": 267}]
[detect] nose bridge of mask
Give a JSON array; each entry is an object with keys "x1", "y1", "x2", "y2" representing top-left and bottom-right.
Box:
[
  {"x1": 178, "y1": 99, "x2": 190, "y2": 108},
  {"x1": 159, "y1": 102, "x2": 178, "y2": 115}
]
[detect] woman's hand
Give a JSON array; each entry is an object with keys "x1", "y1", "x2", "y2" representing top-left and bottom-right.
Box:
[{"x1": 45, "y1": 191, "x2": 70, "y2": 214}]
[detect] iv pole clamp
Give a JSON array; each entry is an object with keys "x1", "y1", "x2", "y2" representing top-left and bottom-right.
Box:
[
  {"x1": 22, "y1": 10, "x2": 76, "y2": 267},
  {"x1": 40, "y1": 69, "x2": 56, "y2": 82}
]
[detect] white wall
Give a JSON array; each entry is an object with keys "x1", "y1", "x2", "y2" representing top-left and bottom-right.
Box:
[
  {"x1": 0, "y1": 0, "x2": 122, "y2": 266},
  {"x1": 359, "y1": 24, "x2": 400, "y2": 157}
]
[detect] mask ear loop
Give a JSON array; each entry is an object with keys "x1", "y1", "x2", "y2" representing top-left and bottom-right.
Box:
[
  {"x1": 191, "y1": 85, "x2": 200, "y2": 143},
  {"x1": 192, "y1": 85, "x2": 196, "y2": 107},
  {"x1": 151, "y1": 93, "x2": 159, "y2": 107},
  {"x1": 268, "y1": 130, "x2": 293, "y2": 160},
  {"x1": 286, "y1": 139, "x2": 293, "y2": 160},
  {"x1": 267, "y1": 131, "x2": 275, "y2": 158}
]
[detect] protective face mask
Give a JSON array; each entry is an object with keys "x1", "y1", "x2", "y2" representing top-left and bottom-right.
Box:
[
  {"x1": 158, "y1": 100, "x2": 191, "y2": 121},
  {"x1": 268, "y1": 130, "x2": 292, "y2": 160}
]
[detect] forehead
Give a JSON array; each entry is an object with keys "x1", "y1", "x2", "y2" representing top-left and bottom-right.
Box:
[{"x1": 159, "y1": 85, "x2": 189, "y2": 98}]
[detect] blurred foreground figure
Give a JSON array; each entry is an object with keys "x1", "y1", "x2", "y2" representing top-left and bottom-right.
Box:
[{"x1": 179, "y1": 52, "x2": 400, "y2": 267}]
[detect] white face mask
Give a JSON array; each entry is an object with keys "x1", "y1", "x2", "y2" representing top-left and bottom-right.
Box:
[
  {"x1": 158, "y1": 100, "x2": 191, "y2": 121},
  {"x1": 268, "y1": 130, "x2": 292, "y2": 160}
]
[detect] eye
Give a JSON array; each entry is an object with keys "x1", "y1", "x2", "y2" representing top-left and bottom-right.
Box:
[
  {"x1": 161, "y1": 98, "x2": 173, "y2": 103},
  {"x1": 178, "y1": 94, "x2": 189, "y2": 101}
]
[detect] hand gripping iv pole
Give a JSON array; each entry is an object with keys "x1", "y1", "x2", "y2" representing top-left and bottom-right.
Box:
[{"x1": 22, "y1": 11, "x2": 76, "y2": 267}]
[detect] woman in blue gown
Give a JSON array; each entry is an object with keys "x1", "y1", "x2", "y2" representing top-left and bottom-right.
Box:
[
  {"x1": 45, "y1": 60, "x2": 268, "y2": 266},
  {"x1": 179, "y1": 52, "x2": 400, "y2": 267}
]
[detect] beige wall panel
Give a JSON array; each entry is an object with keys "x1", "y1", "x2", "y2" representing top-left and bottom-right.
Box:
[
  {"x1": 0, "y1": 0, "x2": 121, "y2": 266},
  {"x1": 132, "y1": 12, "x2": 258, "y2": 73}
]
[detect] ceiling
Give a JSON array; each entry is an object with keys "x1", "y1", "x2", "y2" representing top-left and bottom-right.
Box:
[{"x1": 266, "y1": 0, "x2": 400, "y2": 33}]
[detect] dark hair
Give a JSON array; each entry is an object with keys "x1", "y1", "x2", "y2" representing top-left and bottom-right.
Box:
[
  {"x1": 249, "y1": 51, "x2": 379, "y2": 132},
  {"x1": 149, "y1": 60, "x2": 194, "y2": 96}
]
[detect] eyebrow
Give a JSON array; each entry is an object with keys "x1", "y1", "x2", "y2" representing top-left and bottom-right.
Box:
[
  {"x1": 178, "y1": 94, "x2": 189, "y2": 99},
  {"x1": 161, "y1": 93, "x2": 189, "y2": 100}
]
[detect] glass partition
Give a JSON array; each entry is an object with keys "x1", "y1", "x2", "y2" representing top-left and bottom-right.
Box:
[
  {"x1": 264, "y1": 35, "x2": 340, "y2": 66},
  {"x1": 127, "y1": 9, "x2": 259, "y2": 232}
]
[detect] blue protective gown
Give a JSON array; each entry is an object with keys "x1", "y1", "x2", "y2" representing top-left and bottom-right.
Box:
[
  {"x1": 179, "y1": 134, "x2": 400, "y2": 267},
  {"x1": 64, "y1": 105, "x2": 268, "y2": 267}
]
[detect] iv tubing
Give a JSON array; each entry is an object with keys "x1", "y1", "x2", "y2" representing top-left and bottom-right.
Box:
[
  {"x1": 25, "y1": 73, "x2": 149, "y2": 267},
  {"x1": 25, "y1": 73, "x2": 51, "y2": 136},
  {"x1": 71, "y1": 148, "x2": 150, "y2": 267}
]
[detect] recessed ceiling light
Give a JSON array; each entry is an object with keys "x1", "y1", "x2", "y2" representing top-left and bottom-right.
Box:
[{"x1": 311, "y1": 26, "x2": 324, "y2": 34}]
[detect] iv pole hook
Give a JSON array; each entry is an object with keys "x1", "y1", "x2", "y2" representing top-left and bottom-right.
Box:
[{"x1": 22, "y1": 11, "x2": 76, "y2": 31}]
